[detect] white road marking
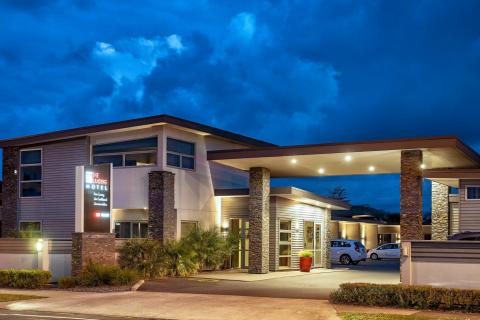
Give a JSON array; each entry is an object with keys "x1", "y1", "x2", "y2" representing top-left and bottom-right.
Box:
[{"x1": 0, "y1": 313, "x2": 101, "y2": 320}]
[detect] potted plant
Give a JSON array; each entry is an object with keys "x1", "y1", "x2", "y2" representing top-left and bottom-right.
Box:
[{"x1": 298, "y1": 250, "x2": 313, "y2": 272}]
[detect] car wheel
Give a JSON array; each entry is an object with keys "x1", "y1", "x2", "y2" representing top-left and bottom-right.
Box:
[
  {"x1": 340, "y1": 254, "x2": 352, "y2": 265},
  {"x1": 370, "y1": 253, "x2": 379, "y2": 260}
]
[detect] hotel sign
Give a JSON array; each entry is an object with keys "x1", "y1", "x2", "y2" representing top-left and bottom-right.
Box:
[{"x1": 83, "y1": 164, "x2": 111, "y2": 233}]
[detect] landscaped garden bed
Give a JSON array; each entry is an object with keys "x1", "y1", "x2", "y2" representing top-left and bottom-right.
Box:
[
  {"x1": 331, "y1": 283, "x2": 480, "y2": 313},
  {"x1": 0, "y1": 269, "x2": 51, "y2": 289}
]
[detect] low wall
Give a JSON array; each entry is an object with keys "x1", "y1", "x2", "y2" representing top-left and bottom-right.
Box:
[{"x1": 401, "y1": 240, "x2": 480, "y2": 289}]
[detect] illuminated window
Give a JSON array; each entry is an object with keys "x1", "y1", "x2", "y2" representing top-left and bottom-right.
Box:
[
  {"x1": 19, "y1": 221, "x2": 42, "y2": 238},
  {"x1": 93, "y1": 137, "x2": 157, "y2": 167},
  {"x1": 181, "y1": 221, "x2": 198, "y2": 237},
  {"x1": 466, "y1": 186, "x2": 480, "y2": 200},
  {"x1": 166, "y1": 138, "x2": 195, "y2": 170},
  {"x1": 20, "y1": 149, "x2": 42, "y2": 197},
  {"x1": 114, "y1": 221, "x2": 148, "y2": 239}
]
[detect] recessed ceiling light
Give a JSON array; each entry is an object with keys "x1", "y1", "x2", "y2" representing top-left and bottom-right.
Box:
[
  {"x1": 368, "y1": 166, "x2": 375, "y2": 172},
  {"x1": 420, "y1": 164, "x2": 426, "y2": 169},
  {"x1": 344, "y1": 155, "x2": 352, "y2": 162},
  {"x1": 318, "y1": 168, "x2": 325, "y2": 174},
  {"x1": 290, "y1": 159, "x2": 297, "y2": 164}
]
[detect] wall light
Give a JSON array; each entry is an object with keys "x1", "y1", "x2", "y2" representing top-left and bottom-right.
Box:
[
  {"x1": 318, "y1": 168, "x2": 325, "y2": 174},
  {"x1": 35, "y1": 239, "x2": 44, "y2": 252},
  {"x1": 290, "y1": 159, "x2": 297, "y2": 164},
  {"x1": 368, "y1": 166, "x2": 375, "y2": 172},
  {"x1": 420, "y1": 163, "x2": 426, "y2": 169},
  {"x1": 344, "y1": 155, "x2": 352, "y2": 162},
  {"x1": 327, "y1": 204, "x2": 332, "y2": 209}
]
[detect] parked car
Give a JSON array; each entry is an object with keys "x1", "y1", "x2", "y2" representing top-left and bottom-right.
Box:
[
  {"x1": 330, "y1": 239, "x2": 367, "y2": 265},
  {"x1": 448, "y1": 232, "x2": 480, "y2": 241},
  {"x1": 367, "y1": 243, "x2": 400, "y2": 260}
]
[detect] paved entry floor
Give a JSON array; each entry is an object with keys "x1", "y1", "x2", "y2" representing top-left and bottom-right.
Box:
[{"x1": 140, "y1": 259, "x2": 400, "y2": 300}]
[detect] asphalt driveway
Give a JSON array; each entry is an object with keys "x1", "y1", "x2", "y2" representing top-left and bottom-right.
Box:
[{"x1": 140, "y1": 259, "x2": 399, "y2": 299}]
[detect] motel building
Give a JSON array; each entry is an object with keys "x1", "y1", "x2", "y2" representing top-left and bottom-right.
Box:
[{"x1": 0, "y1": 114, "x2": 480, "y2": 287}]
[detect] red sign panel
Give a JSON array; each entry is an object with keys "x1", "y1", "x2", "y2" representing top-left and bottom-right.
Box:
[{"x1": 84, "y1": 164, "x2": 111, "y2": 233}]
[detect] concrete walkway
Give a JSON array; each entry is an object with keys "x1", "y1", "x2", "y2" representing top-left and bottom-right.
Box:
[{"x1": 0, "y1": 289, "x2": 340, "y2": 320}]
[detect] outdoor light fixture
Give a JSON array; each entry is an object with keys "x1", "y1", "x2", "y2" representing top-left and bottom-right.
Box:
[
  {"x1": 290, "y1": 158, "x2": 297, "y2": 164},
  {"x1": 344, "y1": 155, "x2": 352, "y2": 162},
  {"x1": 318, "y1": 168, "x2": 325, "y2": 174},
  {"x1": 420, "y1": 164, "x2": 426, "y2": 169},
  {"x1": 35, "y1": 239, "x2": 44, "y2": 252},
  {"x1": 368, "y1": 165, "x2": 375, "y2": 172},
  {"x1": 327, "y1": 204, "x2": 332, "y2": 209}
]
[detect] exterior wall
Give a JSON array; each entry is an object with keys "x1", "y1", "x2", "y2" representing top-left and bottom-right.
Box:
[
  {"x1": 1, "y1": 147, "x2": 19, "y2": 236},
  {"x1": 220, "y1": 196, "x2": 330, "y2": 271},
  {"x1": 362, "y1": 223, "x2": 378, "y2": 250},
  {"x1": 401, "y1": 240, "x2": 480, "y2": 289},
  {"x1": 148, "y1": 171, "x2": 176, "y2": 241},
  {"x1": 459, "y1": 179, "x2": 480, "y2": 232},
  {"x1": 449, "y1": 202, "x2": 460, "y2": 235},
  {"x1": 71, "y1": 232, "x2": 115, "y2": 276},
  {"x1": 339, "y1": 222, "x2": 360, "y2": 240},
  {"x1": 329, "y1": 221, "x2": 339, "y2": 239},
  {"x1": 19, "y1": 138, "x2": 89, "y2": 238}
]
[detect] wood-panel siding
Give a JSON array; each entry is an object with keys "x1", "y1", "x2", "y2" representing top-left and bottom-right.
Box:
[
  {"x1": 411, "y1": 241, "x2": 480, "y2": 263},
  {"x1": 19, "y1": 138, "x2": 89, "y2": 238},
  {"x1": 459, "y1": 179, "x2": 480, "y2": 232}
]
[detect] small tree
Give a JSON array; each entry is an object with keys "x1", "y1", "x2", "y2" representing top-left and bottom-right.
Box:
[{"x1": 329, "y1": 186, "x2": 349, "y2": 202}]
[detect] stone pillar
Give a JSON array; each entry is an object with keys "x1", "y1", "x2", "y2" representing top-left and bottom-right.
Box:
[
  {"x1": 322, "y1": 208, "x2": 332, "y2": 268},
  {"x1": 1, "y1": 147, "x2": 19, "y2": 237},
  {"x1": 148, "y1": 171, "x2": 177, "y2": 242},
  {"x1": 249, "y1": 167, "x2": 270, "y2": 274},
  {"x1": 400, "y1": 150, "x2": 424, "y2": 241},
  {"x1": 431, "y1": 181, "x2": 449, "y2": 240},
  {"x1": 71, "y1": 233, "x2": 115, "y2": 276}
]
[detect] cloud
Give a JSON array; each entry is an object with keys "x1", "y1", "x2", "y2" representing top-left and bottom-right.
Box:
[{"x1": 229, "y1": 12, "x2": 256, "y2": 42}]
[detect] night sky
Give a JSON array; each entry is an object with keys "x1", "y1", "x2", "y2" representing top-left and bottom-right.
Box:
[{"x1": 1, "y1": 1, "x2": 480, "y2": 213}]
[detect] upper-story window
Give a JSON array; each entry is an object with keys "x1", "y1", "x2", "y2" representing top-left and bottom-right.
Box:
[
  {"x1": 20, "y1": 149, "x2": 42, "y2": 197},
  {"x1": 466, "y1": 186, "x2": 480, "y2": 200},
  {"x1": 166, "y1": 138, "x2": 195, "y2": 170},
  {"x1": 93, "y1": 137, "x2": 157, "y2": 167}
]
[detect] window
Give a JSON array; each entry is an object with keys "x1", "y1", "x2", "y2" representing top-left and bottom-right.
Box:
[
  {"x1": 466, "y1": 186, "x2": 480, "y2": 200},
  {"x1": 279, "y1": 219, "x2": 292, "y2": 267},
  {"x1": 166, "y1": 138, "x2": 195, "y2": 170},
  {"x1": 114, "y1": 221, "x2": 148, "y2": 238},
  {"x1": 93, "y1": 137, "x2": 157, "y2": 167},
  {"x1": 181, "y1": 221, "x2": 198, "y2": 238},
  {"x1": 19, "y1": 221, "x2": 41, "y2": 238},
  {"x1": 20, "y1": 149, "x2": 42, "y2": 197}
]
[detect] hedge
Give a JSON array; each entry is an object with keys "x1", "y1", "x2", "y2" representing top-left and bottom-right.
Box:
[
  {"x1": 0, "y1": 270, "x2": 51, "y2": 289},
  {"x1": 330, "y1": 283, "x2": 480, "y2": 312},
  {"x1": 58, "y1": 263, "x2": 139, "y2": 289}
]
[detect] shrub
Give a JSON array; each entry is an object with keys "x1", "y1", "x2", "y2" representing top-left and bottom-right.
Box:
[
  {"x1": 159, "y1": 240, "x2": 199, "y2": 277},
  {"x1": 0, "y1": 269, "x2": 51, "y2": 289},
  {"x1": 330, "y1": 283, "x2": 480, "y2": 312},
  {"x1": 298, "y1": 250, "x2": 313, "y2": 258},
  {"x1": 183, "y1": 229, "x2": 232, "y2": 270},
  {"x1": 118, "y1": 239, "x2": 163, "y2": 278},
  {"x1": 58, "y1": 276, "x2": 77, "y2": 289},
  {"x1": 76, "y1": 263, "x2": 139, "y2": 287}
]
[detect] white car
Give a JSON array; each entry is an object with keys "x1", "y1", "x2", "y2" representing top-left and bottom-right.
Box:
[
  {"x1": 368, "y1": 243, "x2": 401, "y2": 260},
  {"x1": 330, "y1": 239, "x2": 367, "y2": 265}
]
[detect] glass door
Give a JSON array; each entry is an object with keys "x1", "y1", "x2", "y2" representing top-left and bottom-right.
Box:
[
  {"x1": 304, "y1": 220, "x2": 314, "y2": 256},
  {"x1": 230, "y1": 218, "x2": 249, "y2": 269},
  {"x1": 314, "y1": 223, "x2": 322, "y2": 267},
  {"x1": 279, "y1": 220, "x2": 292, "y2": 268}
]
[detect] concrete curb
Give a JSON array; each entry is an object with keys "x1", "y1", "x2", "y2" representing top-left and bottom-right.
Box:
[{"x1": 131, "y1": 279, "x2": 144, "y2": 291}]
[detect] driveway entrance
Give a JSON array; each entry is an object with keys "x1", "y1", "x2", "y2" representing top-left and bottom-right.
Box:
[{"x1": 140, "y1": 260, "x2": 399, "y2": 300}]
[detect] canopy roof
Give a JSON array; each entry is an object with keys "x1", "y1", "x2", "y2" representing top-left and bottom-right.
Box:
[{"x1": 208, "y1": 136, "x2": 480, "y2": 178}]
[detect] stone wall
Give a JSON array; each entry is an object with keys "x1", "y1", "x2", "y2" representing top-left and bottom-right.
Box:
[
  {"x1": 248, "y1": 167, "x2": 270, "y2": 274},
  {"x1": 71, "y1": 232, "x2": 115, "y2": 276},
  {"x1": 431, "y1": 181, "x2": 449, "y2": 240},
  {"x1": 1, "y1": 147, "x2": 19, "y2": 237},
  {"x1": 322, "y1": 209, "x2": 332, "y2": 268},
  {"x1": 148, "y1": 171, "x2": 177, "y2": 242},
  {"x1": 400, "y1": 150, "x2": 424, "y2": 241}
]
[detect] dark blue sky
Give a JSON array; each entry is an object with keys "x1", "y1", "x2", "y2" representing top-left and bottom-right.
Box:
[{"x1": 1, "y1": 1, "x2": 480, "y2": 212}]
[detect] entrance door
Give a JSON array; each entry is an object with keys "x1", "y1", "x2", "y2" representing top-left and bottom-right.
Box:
[
  {"x1": 313, "y1": 223, "x2": 322, "y2": 267},
  {"x1": 230, "y1": 218, "x2": 249, "y2": 269}
]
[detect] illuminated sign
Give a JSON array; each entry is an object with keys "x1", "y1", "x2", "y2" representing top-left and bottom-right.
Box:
[{"x1": 84, "y1": 164, "x2": 111, "y2": 233}]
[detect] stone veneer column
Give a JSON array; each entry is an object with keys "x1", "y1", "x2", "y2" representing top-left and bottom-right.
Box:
[
  {"x1": 322, "y1": 208, "x2": 332, "y2": 268},
  {"x1": 249, "y1": 167, "x2": 270, "y2": 274},
  {"x1": 431, "y1": 181, "x2": 449, "y2": 240},
  {"x1": 1, "y1": 147, "x2": 19, "y2": 237},
  {"x1": 148, "y1": 171, "x2": 177, "y2": 242},
  {"x1": 71, "y1": 233, "x2": 115, "y2": 276},
  {"x1": 400, "y1": 150, "x2": 424, "y2": 240}
]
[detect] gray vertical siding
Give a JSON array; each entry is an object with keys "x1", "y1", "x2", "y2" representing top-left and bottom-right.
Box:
[
  {"x1": 19, "y1": 138, "x2": 89, "y2": 238},
  {"x1": 449, "y1": 202, "x2": 460, "y2": 235},
  {"x1": 459, "y1": 179, "x2": 480, "y2": 232},
  {"x1": 220, "y1": 195, "x2": 329, "y2": 270}
]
